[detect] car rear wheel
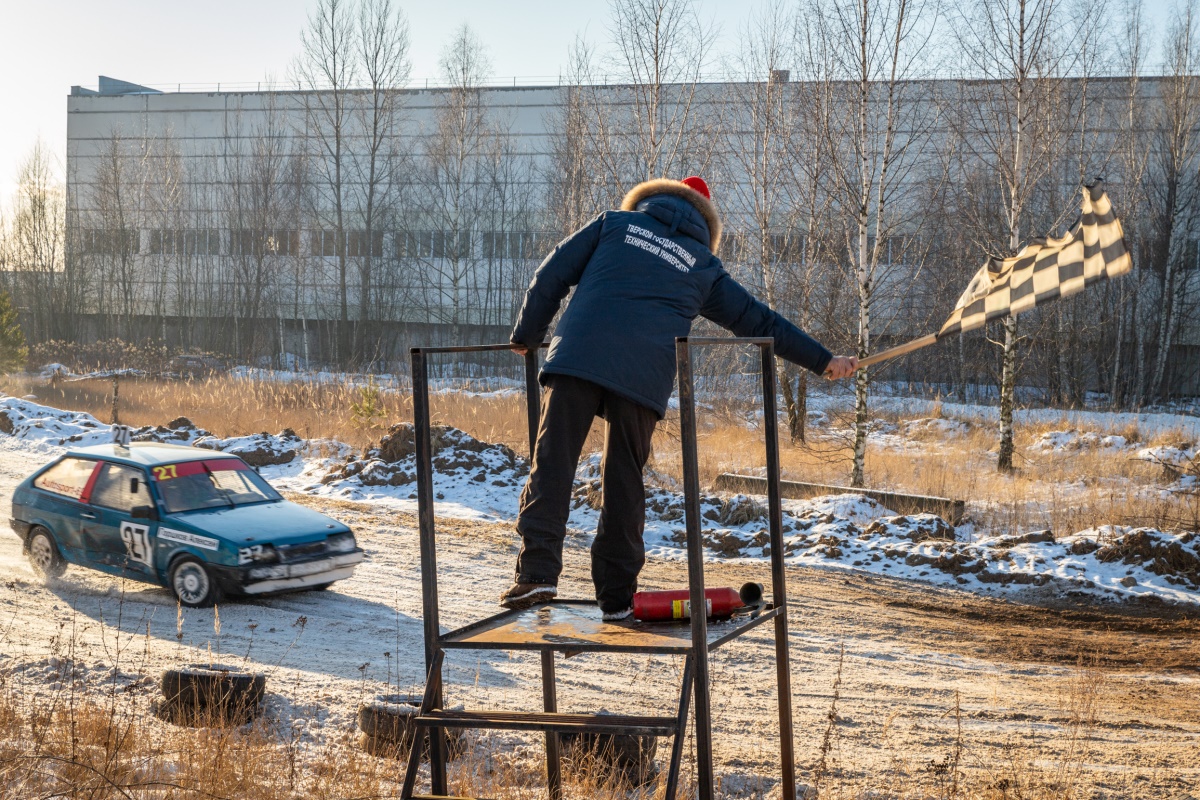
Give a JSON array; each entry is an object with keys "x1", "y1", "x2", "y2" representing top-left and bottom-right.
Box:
[
  {"x1": 170, "y1": 557, "x2": 220, "y2": 608},
  {"x1": 27, "y1": 528, "x2": 66, "y2": 578}
]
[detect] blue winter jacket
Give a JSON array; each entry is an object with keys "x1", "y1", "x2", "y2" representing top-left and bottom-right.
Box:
[{"x1": 510, "y1": 181, "x2": 833, "y2": 418}]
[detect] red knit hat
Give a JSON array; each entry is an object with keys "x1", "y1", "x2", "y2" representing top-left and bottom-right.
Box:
[{"x1": 681, "y1": 176, "x2": 711, "y2": 200}]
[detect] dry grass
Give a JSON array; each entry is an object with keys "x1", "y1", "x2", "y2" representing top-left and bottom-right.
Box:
[{"x1": 0, "y1": 642, "x2": 1122, "y2": 800}]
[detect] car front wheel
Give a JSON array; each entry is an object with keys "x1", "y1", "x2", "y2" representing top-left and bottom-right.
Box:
[
  {"x1": 27, "y1": 528, "x2": 66, "y2": 578},
  {"x1": 170, "y1": 557, "x2": 220, "y2": 608}
]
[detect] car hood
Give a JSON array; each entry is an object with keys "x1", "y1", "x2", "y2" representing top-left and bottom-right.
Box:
[{"x1": 166, "y1": 501, "x2": 349, "y2": 545}]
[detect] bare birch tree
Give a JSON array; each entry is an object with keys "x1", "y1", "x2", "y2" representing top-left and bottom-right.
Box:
[
  {"x1": 3, "y1": 143, "x2": 68, "y2": 341},
  {"x1": 349, "y1": 0, "x2": 410, "y2": 362},
  {"x1": 417, "y1": 24, "x2": 494, "y2": 336},
  {"x1": 294, "y1": 0, "x2": 356, "y2": 362},
  {"x1": 575, "y1": 0, "x2": 716, "y2": 196},
  {"x1": 718, "y1": 2, "x2": 823, "y2": 441},
  {"x1": 801, "y1": 0, "x2": 939, "y2": 486},
  {"x1": 1144, "y1": 3, "x2": 1200, "y2": 402},
  {"x1": 949, "y1": 0, "x2": 1079, "y2": 471}
]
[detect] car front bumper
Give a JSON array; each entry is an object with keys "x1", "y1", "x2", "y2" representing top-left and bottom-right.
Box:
[{"x1": 215, "y1": 550, "x2": 366, "y2": 595}]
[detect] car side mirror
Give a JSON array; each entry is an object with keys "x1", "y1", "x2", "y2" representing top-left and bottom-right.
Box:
[
  {"x1": 131, "y1": 505, "x2": 158, "y2": 521},
  {"x1": 130, "y1": 477, "x2": 140, "y2": 494}
]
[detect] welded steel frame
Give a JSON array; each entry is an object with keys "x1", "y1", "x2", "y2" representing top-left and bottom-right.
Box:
[{"x1": 405, "y1": 338, "x2": 796, "y2": 800}]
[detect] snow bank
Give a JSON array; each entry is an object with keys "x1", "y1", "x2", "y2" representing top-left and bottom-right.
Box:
[
  {"x1": 1028, "y1": 430, "x2": 1128, "y2": 454},
  {"x1": 0, "y1": 397, "x2": 111, "y2": 447},
  {"x1": 195, "y1": 429, "x2": 304, "y2": 466}
]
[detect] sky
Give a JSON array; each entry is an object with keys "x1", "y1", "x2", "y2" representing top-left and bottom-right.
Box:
[{"x1": 0, "y1": 0, "x2": 1179, "y2": 205}]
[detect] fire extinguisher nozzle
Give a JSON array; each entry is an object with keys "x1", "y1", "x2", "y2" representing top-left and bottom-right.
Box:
[{"x1": 739, "y1": 582, "x2": 764, "y2": 605}]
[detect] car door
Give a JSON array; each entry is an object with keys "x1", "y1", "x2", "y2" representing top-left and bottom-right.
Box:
[
  {"x1": 82, "y1": 462, "x2": 157, "y2": 577},
  {"x1": 29, "y1": 457, "x2": 99, "y2": 559}
]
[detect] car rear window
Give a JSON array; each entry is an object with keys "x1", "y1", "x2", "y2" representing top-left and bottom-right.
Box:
[{"x1": 33, "y1": 458, "x2": 97, "y2": 500}]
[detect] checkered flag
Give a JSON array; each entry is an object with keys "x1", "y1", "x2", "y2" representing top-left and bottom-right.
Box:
[
  {"x1": 860, "y1": 183, "x2": 1132, "y2": 369},
  {"x1": 938, "y1": 183, "x2": 1132, "y2": 338}
]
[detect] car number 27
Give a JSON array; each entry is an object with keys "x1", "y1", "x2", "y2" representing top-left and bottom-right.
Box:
[{"x1": 120, "y1": 522, "x2": 153, "y2": 566}]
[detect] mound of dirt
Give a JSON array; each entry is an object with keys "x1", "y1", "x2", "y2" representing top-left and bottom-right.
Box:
[
  {"x1": 1095, "y1": 529, "x2": 1200, "y2": 586},
  {"x1": 196, "y1": 429, "x2": 304, "y2": 466},
  {"x1": 323, "y1": 424, "x2": 527, "y2": 487},
  {"x1": 862, "y1": 514, "x2": 956, "y2": 542},
  {"x1": 132, "y1": 417, "x2": 213, "y2": 445}
]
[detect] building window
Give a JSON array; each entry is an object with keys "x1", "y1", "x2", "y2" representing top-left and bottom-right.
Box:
[
  {"x1": 394, "y1": 231, "x2": 417, "y2": 259},
  {"x1": 347, "y1": 230, "x2": 384, "y2": 258},
  {"x1": 312, "y1": 227, "x2": 345, "y2": 256},
  {"x1": 81, "y1": 229, "x2": 139, "y2": 256},
  {"x1": 483, "y1": 231, "x2": 541, "y2": 261},
  {"x1": 149, "y1": 229, "x2": 221, "y2": 256},
  {"x1": 234, "y1": 229, "x2": 298, "y2": 257},
  {"x1": 190, "y1": 229, "x2": 222, "y2": 256},
  {"x1": 768, "y1": 234, "x2": 804, "y2": 265},
  {"x1": 395, "y1": 230, "x2": 470, "y2": 260}
]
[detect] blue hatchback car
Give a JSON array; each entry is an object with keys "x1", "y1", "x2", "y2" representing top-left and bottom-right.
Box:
[{"x1": 9, "y1": 442, "x2": 364, "y2": 607}]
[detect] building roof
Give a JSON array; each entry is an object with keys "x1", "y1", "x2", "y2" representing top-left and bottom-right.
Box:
[{"x1": 65, "y1": 443, "x2": 240, "y2": 467}]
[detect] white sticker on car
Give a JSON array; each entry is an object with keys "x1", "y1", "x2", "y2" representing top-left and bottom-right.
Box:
[
  {"x1": 158, "y1": 527, "x2": 219, "y2": 551},
  {"x1": 120, "y1": 522, "x2": 152, "y2": 566},
  {"x1": 238, "y1": 545, "x2": 265, "y2": 564}
]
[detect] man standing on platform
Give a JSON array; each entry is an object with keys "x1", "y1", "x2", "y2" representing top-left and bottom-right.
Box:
[{"x1": 504, "y1": 176, "x2": 857, "y2": 620}]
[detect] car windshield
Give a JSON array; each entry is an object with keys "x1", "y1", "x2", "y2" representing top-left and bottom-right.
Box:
[{"x1": 152, "y1": 459, "x2": 281, "y2": 514}]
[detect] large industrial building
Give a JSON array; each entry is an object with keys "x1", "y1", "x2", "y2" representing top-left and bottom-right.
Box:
[{"x1": 59, "y1": 74, "x2": 1199, "y2": 393}]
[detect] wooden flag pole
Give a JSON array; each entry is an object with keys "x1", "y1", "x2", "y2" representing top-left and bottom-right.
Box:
[{"x1": 855, "y1": 333, "x2": 939, "y2": 370}]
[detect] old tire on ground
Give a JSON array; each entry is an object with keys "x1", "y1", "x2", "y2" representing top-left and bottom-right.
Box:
[
  {"x1": 169, "y1": 557, "x2": 220, "y2": 608},
  {"x1": 160, "y1": 663, "x2": 266, "y2": 726},
  {"x1": 356, "y1": 695, "x2": 464, "y2": 759},
  {"x1": 563, "y1": 731, "x2": 659, "y2": 785},
  {"x1": 26, "y1": 527, "x2": 66, "y2": 578}
]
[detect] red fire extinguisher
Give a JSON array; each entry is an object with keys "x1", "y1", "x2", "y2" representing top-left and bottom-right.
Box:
[{"x1": 632, "y1": 582, "x2": 764, "y2": 622}]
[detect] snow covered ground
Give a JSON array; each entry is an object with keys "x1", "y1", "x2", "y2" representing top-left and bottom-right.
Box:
[
  {"x1": 1, "y1": 393, "x2": 1199, "y2": 794},
  {"x1": 3, "y1": 394, "x2": 1197, "y2": 611}
]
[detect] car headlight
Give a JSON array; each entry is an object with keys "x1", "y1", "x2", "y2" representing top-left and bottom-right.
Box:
[{"x1": 327, "y1": 532, "x2": 357, "y2": 553}]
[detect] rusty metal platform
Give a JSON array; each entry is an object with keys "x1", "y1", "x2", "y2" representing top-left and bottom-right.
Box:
[
  {"x1": 402, "y1": 339, "x2": 798, "y2": 800},
  {"x1": 440, "y1": 599, "x2": 781, "y2": 655}
]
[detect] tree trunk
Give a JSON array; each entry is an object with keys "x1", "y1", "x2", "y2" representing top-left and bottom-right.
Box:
[
  {"x1": 780, "y1": 365, "x2": 807, "y2": 444},
  {"x1": 997, "y1": 315, "x2": 1018, "y2": 471},
  {"x1": 1150, "y1": 208, "x2": 1186, "y2": 401},
  {"x1": 852, "y1": 220, "x2": 870, "y2": 488}
]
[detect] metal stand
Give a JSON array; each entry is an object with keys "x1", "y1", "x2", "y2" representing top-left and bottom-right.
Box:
[{"x1": 401, "y1": 338, "x2": 796, "y2": 800}]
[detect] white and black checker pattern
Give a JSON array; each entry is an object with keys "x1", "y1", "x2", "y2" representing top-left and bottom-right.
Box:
[{"x1": 938, "y1": 184, "x2": 1132, "y2": 338}]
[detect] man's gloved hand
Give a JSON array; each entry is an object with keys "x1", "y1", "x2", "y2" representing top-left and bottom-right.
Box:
[{"x1": 824, "y1": 355, "x2": 859, "y2": 380}]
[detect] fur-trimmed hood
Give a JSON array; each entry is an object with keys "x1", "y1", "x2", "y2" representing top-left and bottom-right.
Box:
[{"x1": 620, "y1": 179, "x2": 722, "y2": 253}]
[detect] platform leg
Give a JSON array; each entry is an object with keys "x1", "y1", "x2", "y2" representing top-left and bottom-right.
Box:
[
  {"x1": 677, "y1": 339, "x2": 715, "y2": 800},
  {"x1": 524, "y1": 349, "x2": 541, "y2": 455},
  {"x1": 761, "y1": 344, "x2": 797, "y2": 800},
  {"x1": 402, "y1": 650, "x2": 445, "y2": 799},
  {"x1": 541, "y1": 650, "x2": 562, "y2": 800},
  {"x1": 663, "y1": 656, "x2": 694, "y2": 800}
]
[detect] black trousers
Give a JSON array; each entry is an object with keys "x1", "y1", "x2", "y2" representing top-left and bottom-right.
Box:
[{"x1": 514, "y1": 374, "x2": 658, "y2": 612}]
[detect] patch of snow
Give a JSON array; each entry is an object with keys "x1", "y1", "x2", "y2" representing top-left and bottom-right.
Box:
[
  {"x1": 1028, "y1": 430, "x2": 1129, "y2": 454},
  {"x1": 1136, "y1": 442, "x2": 1197, "y2": 469},
  {"x1": 195, "y1": 429, "x2": 304, "y2": 466}
]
